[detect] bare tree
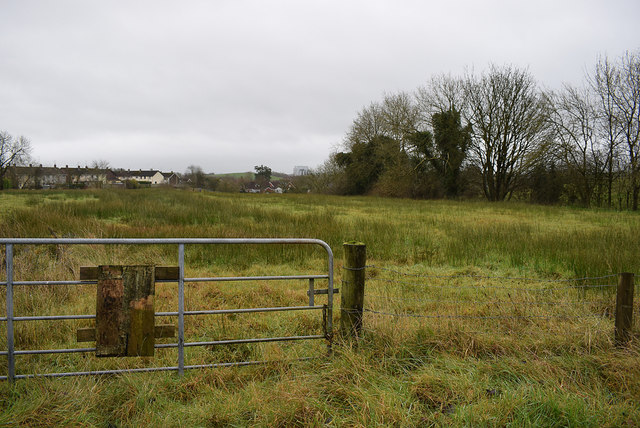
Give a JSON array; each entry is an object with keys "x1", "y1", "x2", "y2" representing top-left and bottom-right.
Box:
[
  {"x1": 547, "y1": 85, "x2": 606, "y2": 206},
  {"x1": 185, "y1": 165, "x2": 205, "y2": 188},
  {"x1": 344, "y1": 101, "x2": 386, "y2": 149},
  {"x1": 381, "y1": 91, "x2": 420, "y2": 152},
  {"x1": 591, "y1": 51, "x2": 640, "y2": 210},
  {"x1": 415, "y1": 73, "x2": 467, "y2": 122},
  {"x1": 0, "y1": 131, "x2": 32, "y2": 190},
  {"x1": 464, "y1": 65, "x2": 550, "y2": 201},
  {"x1": 91, "y1": 159, "x2": 111, "y2": 170},
  {"x1": 613, "y1": 52, "x2": 640, "y2": 210},
  {"x1": 591, "y1": 55, "x2": 624, "y2": 207}
]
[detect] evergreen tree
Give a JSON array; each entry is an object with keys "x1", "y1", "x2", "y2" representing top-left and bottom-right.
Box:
[{"x1": 431, "y1": 108, "x2": 472, "y2": 197}]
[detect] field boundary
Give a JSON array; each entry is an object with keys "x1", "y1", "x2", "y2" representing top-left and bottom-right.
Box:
[{"x1": 338, "y1": 247, "x2": 636, "y2": 347}]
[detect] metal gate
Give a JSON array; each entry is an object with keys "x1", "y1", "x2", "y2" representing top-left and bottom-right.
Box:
[{"x1": 0, "y1": 238, "x2": 334, "y2": 381}]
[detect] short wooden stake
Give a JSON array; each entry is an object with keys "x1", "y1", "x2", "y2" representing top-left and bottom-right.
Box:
[
  {"x1": 341, "y1": 242, "x2": 366, "y2": 339},
  {"x1": 615, "y1": 272, "x2": 635, "y2": 346}
]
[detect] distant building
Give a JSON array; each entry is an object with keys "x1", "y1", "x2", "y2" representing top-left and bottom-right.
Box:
[
  {"x1": 115, "y1": 169, "x2": 165, "y2": 185},
  {"x1": 161, "y1": 172, "x2": 180, "y2": 186},
  {"x1": 293, "y1": 166, "x2": 310, "y2": 176},
  {"x1": 7, "y1": 164, "x2": 112, "y2": 189},
  {"x1": 6, "y1": 165, "x2": 178, "y2": 189},
  {"x1": 63, "y1": 165, "x2": 112, "y2": 187}
]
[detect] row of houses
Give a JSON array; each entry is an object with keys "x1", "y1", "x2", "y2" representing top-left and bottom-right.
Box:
[{"x1": 6, "y1": 165, "x2": 179, "y2": 189}]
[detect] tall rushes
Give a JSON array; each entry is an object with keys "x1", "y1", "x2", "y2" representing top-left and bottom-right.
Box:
[{"x1": 1, "y1": 188, "x2": 638, "y2": 276}]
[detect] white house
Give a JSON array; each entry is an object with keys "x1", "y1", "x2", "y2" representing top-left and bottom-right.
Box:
[{"x1": 117, "y1": 170, "x2": 165, "y2": 185}]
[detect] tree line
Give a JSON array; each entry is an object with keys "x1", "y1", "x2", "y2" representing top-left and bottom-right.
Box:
[{"x1": 313, "y1": 51, "x2": 640, "y2": 209}]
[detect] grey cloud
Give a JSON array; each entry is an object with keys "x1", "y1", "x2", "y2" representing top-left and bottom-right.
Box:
[{"x1": 2, "y1": 0, "x2": 639, "y2": 173}]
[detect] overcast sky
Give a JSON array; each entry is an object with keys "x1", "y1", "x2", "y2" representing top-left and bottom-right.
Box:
[{"x1": 1, "y1": 1, "x2": 639, "y2": 174}]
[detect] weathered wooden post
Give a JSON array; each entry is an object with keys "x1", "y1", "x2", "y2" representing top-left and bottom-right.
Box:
[
  {"x1": 77, "y1": 265, "x2": 177, "y2": 357},
  {"x1": 615, "y1": 272, "x2": 635, "y2": 346},
  {"x1": 95, "y1": 265, "x2": 155, "y2": 357},
  {"x1": 341, "y1": 242, "x2": 366, "y2": 339}
]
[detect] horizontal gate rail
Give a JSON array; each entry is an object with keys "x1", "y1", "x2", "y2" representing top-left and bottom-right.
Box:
[
  {"x1": 3, "y1": 357, "x2": 317, "y2": 381},
  {"x1": 184, "y1": 275, "x2": 330, "y2": 283},
  {"x1": 4, "y1": 305, "x2": 325, "y2": 322},
  {"x1": 157, "y1": 305, "x2": 325, "y2": 316},
  {"x1": 0, "y1": 238, "x2": 334, "y2": 245},
  {"x1": 1, "y1": 274, "x2": 330, "y2": 287},
  {"x1": 1, "y1": 348, "x2": 97, "y2": 356},
  {"x1": 2, "y1": 280, "x2": 97, "y2": 286},
  {"x1": 159, "y1": 335, "x2": 327, "y2": 348},
  {"x1": 0, "y1": 335, "x2": 326, "y2": 358},
  {"x1": 9, "y1": 315, "x2": 96, "y2": 321},
  {"x1": 1, "y1": 238, "x2": 334, "y2": 382}
]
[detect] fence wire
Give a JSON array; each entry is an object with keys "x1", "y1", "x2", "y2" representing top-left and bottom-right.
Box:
[
  {"x1": 371, "y1": 277, "x2": 616, "y2": 292},
  {"x1": 369, "y1": 265, "x2": 619, "y2": 284},
  {"x1": 360, "y1": 308, "x2": 606, "y2": 321},
  {"x1": 340, "y1": 264, "x2": 630, "y2": 335}
]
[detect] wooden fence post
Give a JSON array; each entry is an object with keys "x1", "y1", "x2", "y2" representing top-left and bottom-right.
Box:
[
  {"x1": 341, "y1": 242, "x2": 366, "y2": 339},
  {"x1": 615, "y1": 272, "x2": 635, "y2": 346}
]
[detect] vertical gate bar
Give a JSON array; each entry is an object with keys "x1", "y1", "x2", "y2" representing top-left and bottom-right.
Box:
[
  {"x1": 6, "y1": 244, "x2": 14, "y2": 382},
  {"x1": 326, "y1": 249, "x2": 333, "y2": 352},
  {"x1": 322, "y1": 304, "x2": 327, "y2": 339},
  {"x1": 178, "y1": 244, "x2": 185, "y2": 376},
  {"x1": 308, "y1": 278, "x2": 314, "y2": 306}
]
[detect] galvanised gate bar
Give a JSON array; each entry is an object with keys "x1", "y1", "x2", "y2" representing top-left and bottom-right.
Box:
[{"x1": 0, "y1": 238, "x2": 334, "y2": 382}]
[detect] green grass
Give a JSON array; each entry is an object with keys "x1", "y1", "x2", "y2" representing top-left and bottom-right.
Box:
[
  {"x1": 0, "y1": 188, "x2": 639, "y2": 426},
  {"x1": 2, "y1": 188, "x2": 638, "y2": 276}
]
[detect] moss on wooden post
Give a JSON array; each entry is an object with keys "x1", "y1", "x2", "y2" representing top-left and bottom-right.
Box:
[
  {"x1": 615, "y1": 272, "x2": 635, "y2": 346},
  {"x1": 341, "y1": 242, "x2": 366, "y2": 339}
]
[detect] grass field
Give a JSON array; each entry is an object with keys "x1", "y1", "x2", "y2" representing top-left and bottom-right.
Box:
[{"x1": 0, "y1": 188, "x2": 639, "y2": 426}]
